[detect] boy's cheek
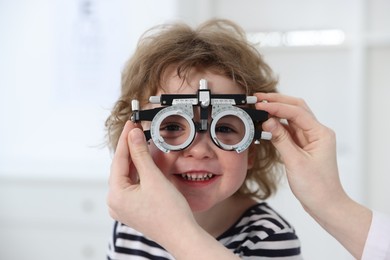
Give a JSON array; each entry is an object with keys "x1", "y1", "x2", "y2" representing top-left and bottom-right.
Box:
[
  {"x1": 148, "y1": 142, "x2": 160, "y2": 157},
  {"x1": 149, "y1": 144, "x2": 181, "y2": 174},
  {"x1": 246, "y1": 145, "x2": 256, "y2": 170},
  {"x1": 149, "y1": 142, "x2": 170, "y2": 165}
]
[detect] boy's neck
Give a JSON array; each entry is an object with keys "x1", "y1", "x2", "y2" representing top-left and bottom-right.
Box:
[{"x1": 193, "y1": 194, "x2": 257, "y2": 238}]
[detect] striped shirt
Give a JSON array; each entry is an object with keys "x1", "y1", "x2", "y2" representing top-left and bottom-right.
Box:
[{"x1": 107, "y1": 203, "x2": 302, "y2": 259}]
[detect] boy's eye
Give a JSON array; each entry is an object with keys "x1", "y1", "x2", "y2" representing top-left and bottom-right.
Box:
[
  {"x1": 160, "y1": 123, "x2": 185, "y2": 141},
  {"x1": 159, "y1": 120, "x2": 191, "y2": 146},
  {"x1": 160, "y1": 115, "x2": 188, "y2": 135},
  {"x1": 159, "y1": 116, "x2": 191, "y2": 145},
  {"x1": 215, "y1": 125, "x2": 236, "y2": 134},
  {"x1": 160, "y1": 124, "x2": 183, "y2": 132},
  {"x1": 214, "y1": 116, "x2": 246, "y2": 146}
]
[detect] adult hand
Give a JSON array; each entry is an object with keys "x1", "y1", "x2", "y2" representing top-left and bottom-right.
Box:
[
  {"x1": 107, "y1": 121, "x2": 194, "y2": 242},
  {"x1": 255, "y1": 93, "x2": 371, "y2": 259},
  {"x1": 255, "y1": 93, "x2": 344, "y2": 212}
]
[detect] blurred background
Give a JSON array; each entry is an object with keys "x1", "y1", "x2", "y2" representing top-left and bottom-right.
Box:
[{"x1": 1, "y1": 0, "x2": 389, "y2": 259}]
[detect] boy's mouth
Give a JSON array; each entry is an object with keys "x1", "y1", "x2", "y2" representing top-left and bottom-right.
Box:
[{"x1": 180, "y1": 173, "x2": 215, "y2": 181}]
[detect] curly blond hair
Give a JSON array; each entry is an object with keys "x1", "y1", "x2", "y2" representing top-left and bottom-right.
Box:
[{"x1": 105, "y1": 19, "x2": 282, "y2": 200}]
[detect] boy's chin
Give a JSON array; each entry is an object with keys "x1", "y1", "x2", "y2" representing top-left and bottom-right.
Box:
[{"x1": 186, "y1": 198, "x2": 215, "y2": 213}]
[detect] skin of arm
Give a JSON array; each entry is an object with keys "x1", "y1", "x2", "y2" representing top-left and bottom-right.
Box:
[
  {"x1": 255, "y1": 93, "x2": 372, "y2": 259},
  {"x1": 107, "y1": 121, "x2": 240, "y2": 260}
]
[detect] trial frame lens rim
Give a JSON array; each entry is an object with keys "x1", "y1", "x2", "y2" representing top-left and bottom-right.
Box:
[
  {"x1": 210, "y1": 106, "x2": 254, "y2": 153},
  {"x1": 150, "y1": 105, "x2": 195, "y2": 153}
]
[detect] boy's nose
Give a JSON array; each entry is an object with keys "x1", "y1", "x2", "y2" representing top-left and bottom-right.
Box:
[{"x1": 182, "y1": 131, "x2": 215, "y2": 159}]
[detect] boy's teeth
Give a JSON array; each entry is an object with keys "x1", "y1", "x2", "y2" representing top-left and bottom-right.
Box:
[{"x1": 181, "y1": 173, "x2": 214, "y2": 181}]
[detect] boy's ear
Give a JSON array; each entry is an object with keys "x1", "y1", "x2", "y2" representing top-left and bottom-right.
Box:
[{"x1": 247, "y1": 144, "x2": 256, "y2": 170}]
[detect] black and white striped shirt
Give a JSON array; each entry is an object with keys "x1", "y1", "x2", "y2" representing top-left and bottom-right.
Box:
[{"x1": 107, "y1": 203, "x2": 302, "y2": 259}]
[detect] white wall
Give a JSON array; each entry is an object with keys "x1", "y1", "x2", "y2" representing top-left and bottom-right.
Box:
[
  {"x1": 365, "y1": 0, "x2": 390, "y2": 216},
  {"x1": 1, "y1": 0, "x2": 389, "y2": 259},
  {"x1": 0, "y1": 0, "x2": 178, "y2": 180},
  {"x1": 0, "y1": 178, "x2": 112, "y2": 259}
]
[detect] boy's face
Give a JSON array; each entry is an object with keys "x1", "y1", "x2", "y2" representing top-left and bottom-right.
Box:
[{"x1": 143, "y1": 68, "x2": 254, "y2": 213}]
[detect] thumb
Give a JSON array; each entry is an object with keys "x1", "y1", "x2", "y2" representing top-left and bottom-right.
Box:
[
  {"x1": 128, "y1": 127, "x2": 161, "y2": 181},
  {"x1": 262, "y1": 118, "x2": 301, "y2": 161}
]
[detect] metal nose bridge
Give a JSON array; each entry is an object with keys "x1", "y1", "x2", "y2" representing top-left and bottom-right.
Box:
[
  {"x1": 191, "y1": 105, "x2": 210, "y2": 132},
  {"x1": 194, "y1": 121, "x2": 209, "y2": 133}
]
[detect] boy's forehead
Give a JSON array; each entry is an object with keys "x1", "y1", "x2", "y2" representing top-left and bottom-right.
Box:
[
  {"x1": 143, "y1": 76, "x2": 245, "y2": 110},
  {"x1": 158, "y1": 69, "x2": 244, "y2": 96}
]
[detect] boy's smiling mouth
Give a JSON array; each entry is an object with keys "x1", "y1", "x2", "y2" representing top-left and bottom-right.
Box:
[{"x1": 180, "y1": 173, "x2": 215, "y2": 181}]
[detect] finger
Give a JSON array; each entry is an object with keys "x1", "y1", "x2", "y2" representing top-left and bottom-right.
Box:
[
  {"x1": 110, "y1": 121, "x2": 137, "y2": 189},
  {"x1": 128, "y1": 127, "x2": 161, "y2": 182},
  {"x1": 255, "y1": 93, "x2": 312, "y2": 113},
  {"x1": 256, "y1": 101, "x2": 318, "y2": 133},
  {"x1": 262, "y1": 117, "x2": 305, "y2": 163}
]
